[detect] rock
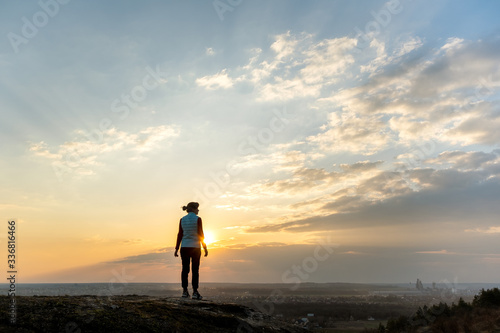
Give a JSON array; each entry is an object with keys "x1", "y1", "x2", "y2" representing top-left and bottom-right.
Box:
[{"x1": 0, "y1": 295, "x2": 306, "y2": 333}]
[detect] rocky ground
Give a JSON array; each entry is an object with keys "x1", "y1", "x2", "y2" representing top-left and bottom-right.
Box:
[{"x1": 0, "y1": 295, "x2": 307, "y2": 332}]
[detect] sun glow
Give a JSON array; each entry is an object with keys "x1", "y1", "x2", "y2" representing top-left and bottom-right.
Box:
[{"x1": 203, "y1": 230, "x2": 217, "y2": 245}]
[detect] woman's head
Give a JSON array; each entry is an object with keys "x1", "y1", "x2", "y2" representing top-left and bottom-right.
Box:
[{"x1": 182, "y1": 202, "x2": 199, "y2": 213}]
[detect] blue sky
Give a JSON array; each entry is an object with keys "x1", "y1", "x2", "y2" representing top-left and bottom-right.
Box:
[{"x1": 1, "y1": 0, "x2": 500, "y2": 284}]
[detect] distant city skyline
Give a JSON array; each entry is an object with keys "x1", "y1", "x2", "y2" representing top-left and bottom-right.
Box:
[{"x1": 1, "y1": 0, "x2": 500, "y2": 284}]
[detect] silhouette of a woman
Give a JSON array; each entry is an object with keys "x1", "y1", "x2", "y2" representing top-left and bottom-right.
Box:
[{"x1": 174, "y1": 202, "x2": 208, "y2": 299}]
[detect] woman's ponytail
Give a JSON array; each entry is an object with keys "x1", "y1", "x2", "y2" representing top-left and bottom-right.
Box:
[{"x1": 182, "y1": 202, "x2": 199, "y2": 212}]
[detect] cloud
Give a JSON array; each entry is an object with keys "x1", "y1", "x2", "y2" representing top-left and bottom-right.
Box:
[
  {"x1": 28, "y1": 142, "x2": 60, "y2": 159},
  {"x1": 195, "y1": 69, "x2": 234, "y2": 89},
  {"x1": 262, "y1": 167, "x2": 340, "y2": 194},
  {"x1": 29, "y1": 125, "x2": 180, "y2": 177},
  {"x1": 270, "y1": 31, "x2": 299, "y2": 60},
  {"x1": 246, "y1": 159, "x2": 500, "y2": 233},
  {"x1": 205, "y1": 47, "x2": 215, "y2": 56},
  {"x1": 233, "y1": 157, "x2": 385, "y2": 209},
  {"x1": 196, "y1": 32, "x2": 359, "y2": 101},
  {"x1": 415, "y1": 250, "x2": 457, "y2": 255},
  {"x1": 439, "y1": 37, "x2": 465, "y2": 56},
  {"x1": 411, "y1": 39, "x2": 500, "y2": 98},
  {"x1": 259, "y1": 77, "x2": 322, "y2": 101},
  {"x1": 195, "y1": 34, "x2": 499, "y2": 153},
  {"x1": 427, "y1": 150, "x2": 500, "y2": 171},
  {"x1": 395, "y1": 36, "x2": 425, "y2": 57},
  {"x1": 83, "y1": 235, "x2": 145, "y2": 245},
  {"x1": 445, "y1": 105, "x2": 500, "y2": 146},
  {"x1": 230, "y1": 148, "x2": 314, "y2": 176},
  {"x1": 360, "y1": 36, "x2": 424, "y2": 75},
  {"x1": 341, "y1": 251, "x2": 366, "y2": 255},
  {"x1": 481, "y1": 257, "x2": 500, "y2": 264},
  {"x1": 299, "y1": 36, "x2": 357, "y2": 85},
  {"x1": 307, "y1": 110, "x2": 392, "y2": 155},
  {"x1": 132, "y1": 126, "x2": 180, "y2": 152},
  {"x1": 258, "y1": 160, "x2": 384, "y2": 196},
  {"x1": 309, "y1": 36, "x2": 500, "y2": 148},
  {"x1": 107, "y1": 248, "x2": 171, "y2": 265},
  {"x1": 466, "y1": 226, "x2": 500, "y2": 234},
  {"x1": 339, "y1": 160, "x2": 384, "y2": 173}
]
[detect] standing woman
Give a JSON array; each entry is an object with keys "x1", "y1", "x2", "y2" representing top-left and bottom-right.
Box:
[{"x1": 174, "y1": 202, "x2": 208, "y2": 299}]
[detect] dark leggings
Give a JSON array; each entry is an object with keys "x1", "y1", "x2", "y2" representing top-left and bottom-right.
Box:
[{"x1": 180, "y1": 247, "x2": 201, "y2": 291}]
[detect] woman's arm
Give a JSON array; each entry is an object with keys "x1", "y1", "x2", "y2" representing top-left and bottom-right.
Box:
[
  {"x1": 174, "y1": 219, "x2": 183, "y2": 256},
  {"x1": 198, "y1": 217, "x2": 208, "y2": 257}
]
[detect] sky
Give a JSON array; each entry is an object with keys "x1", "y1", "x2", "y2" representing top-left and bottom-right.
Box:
[{"x1": 1, "y1": 0, "x2": 500, "y2": 286}]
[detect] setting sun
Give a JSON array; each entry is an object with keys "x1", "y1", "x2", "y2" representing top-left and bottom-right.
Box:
[{"x1": 203, "y1": 230, "x2": 216, "y2": 245}]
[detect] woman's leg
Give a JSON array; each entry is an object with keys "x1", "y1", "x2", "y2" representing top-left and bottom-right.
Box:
[
  {"x1": 191, "y1": 248, "x2": 202, "y2": 292},
  {"x1": 180, "y1": 248, "x2": 191, "y2": 291}
]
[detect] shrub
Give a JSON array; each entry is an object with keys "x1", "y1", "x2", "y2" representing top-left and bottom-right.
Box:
[
  {"x1": 386, "y1": 315, "x2": 410, "y2": 333},
  {"x1": 472, "y1": 288, "x2": 500, "y2": 308}
]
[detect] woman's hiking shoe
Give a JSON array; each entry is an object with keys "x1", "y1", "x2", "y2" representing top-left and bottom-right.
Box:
[
  {"x1": 182, "y1": 290, "x2": 190, "y2": 298},
  {"x1": 192, "y1": 291, "x2": 203, "y2": 300}
]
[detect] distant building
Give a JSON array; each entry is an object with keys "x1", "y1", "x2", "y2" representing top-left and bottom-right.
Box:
[{"x1": 416, "y1": 279, "x2": 424, "y2": 291}]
